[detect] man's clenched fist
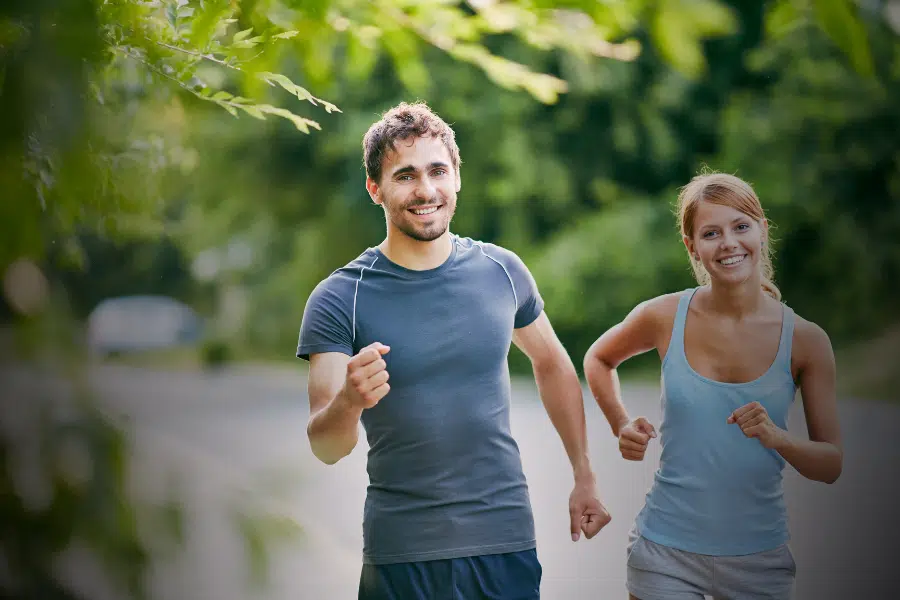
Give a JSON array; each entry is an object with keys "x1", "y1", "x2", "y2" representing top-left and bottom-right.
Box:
[{"x1": 343, "y1": 342, "x2": 391, "y2": 409}]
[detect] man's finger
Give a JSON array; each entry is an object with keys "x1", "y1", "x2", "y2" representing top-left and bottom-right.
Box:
[
  {"x1": 356, "y1": 357, "x2": 388, "y2": 381},
  {"x1": 360, "y1": 369, "x2": 390, "y2": 393},
  {"x1": 351, "y1": 344, "x2": 390, "y2": 369},
  {"x1": 635, "y1": 417, "x2": 658, "y2": 439},
  {"x1": 569, "y1": 507, "x2": 582, "y2": 542},
  {"x1": 622, "y1": 429, "x2": 650, "y2": 444},
  {"x1": 362, "y1": 382, "x2": 390, "y2": 406},
  {"x1": 619, "y1": 438, "x2": 647, "y2": 452},
  {"x1": 622, "y1": 450, "x2": 645, "y2": 461}
]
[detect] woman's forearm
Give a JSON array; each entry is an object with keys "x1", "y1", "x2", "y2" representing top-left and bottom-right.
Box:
[
  {"x1": 774, "y1": 433, "x2": 843, "y2": 484},
  {"x1": 584, "y1": 355, "x2": 630, "y2": 438}
]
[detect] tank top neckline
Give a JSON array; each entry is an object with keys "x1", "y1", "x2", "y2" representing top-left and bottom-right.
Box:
[{"x1": 670, "y1": 286, "x2": 794, "y2": 389}]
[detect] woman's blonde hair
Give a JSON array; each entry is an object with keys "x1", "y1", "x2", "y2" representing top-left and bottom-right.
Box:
[{"x1": 677, "y1": 171, "x2": 781, "y2": 301}]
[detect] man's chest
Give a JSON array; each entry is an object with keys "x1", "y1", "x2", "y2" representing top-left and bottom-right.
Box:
[{"x1": 353, "y1": 278, "x2": 516, "y2": 389}]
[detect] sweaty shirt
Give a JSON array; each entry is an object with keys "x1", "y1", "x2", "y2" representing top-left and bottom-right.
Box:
[{"x1": 297, "y1": 234, "x2": 544, "y2": 565}]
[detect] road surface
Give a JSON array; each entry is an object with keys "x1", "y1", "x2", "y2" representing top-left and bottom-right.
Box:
[{"x1": 4, "y1": 363, "x2": 899, "y2": 599}]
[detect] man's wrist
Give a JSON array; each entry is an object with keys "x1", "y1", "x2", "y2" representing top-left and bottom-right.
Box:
[
  {"x1": 572, "y1": 457, "x2": 595, "y2": 483},
  {"x1": 613, "y1": 415, "x2": 630, "y2": 438}
]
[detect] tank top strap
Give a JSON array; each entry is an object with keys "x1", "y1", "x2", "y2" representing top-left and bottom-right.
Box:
[
  {"x1": 774, "y1": 302, "x2": 796, "y2": 375},
  {"x1": 666, "y1": 287, "x2": 700, "y2": 366}
]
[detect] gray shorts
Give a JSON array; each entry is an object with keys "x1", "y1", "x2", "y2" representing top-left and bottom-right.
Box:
[{"x1": 626, "y1": 530, "x2": 796, "y2": 600}]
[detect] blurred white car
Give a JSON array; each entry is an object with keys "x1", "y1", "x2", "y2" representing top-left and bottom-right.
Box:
[{"x1": 87, "y1": 295, "x2": 203, "y2": 356}]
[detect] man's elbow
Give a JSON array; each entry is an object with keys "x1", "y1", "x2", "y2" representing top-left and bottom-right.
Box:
[
  {"x1": 307, "y1": 424, "x2": 355, "y2": 465},
  {"x1": 532, "y1": 352, "x2": 577, "y2": 380},
  {"x1": 308, "y1": 437, "x2": 353, "y2": 465}
]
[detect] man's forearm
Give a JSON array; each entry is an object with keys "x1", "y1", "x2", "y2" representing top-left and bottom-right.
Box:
[
  {"x1": 307, "y1": 390, "x2": 363, "y2": 465},
  {"x1": 533, "y1": 361, "x2": 592, "y2": 480},
  {"x1": 584, "y1": 356, "x2": 629, "y2": 437}
]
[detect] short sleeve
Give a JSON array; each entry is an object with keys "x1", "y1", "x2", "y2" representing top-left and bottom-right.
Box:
[
  {"x1": 486, "y1": 244, "x2": 544, "y2": 329},
  {"x1": 296, "y1": 277, "x2": 355, "y2": 361}
]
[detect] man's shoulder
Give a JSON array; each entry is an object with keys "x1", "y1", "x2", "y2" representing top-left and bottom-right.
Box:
[
  {"x1": 454, "y1": 236, "x2": 525, "y2": 267},
  {"x1": 309, "y1": 248, "x2": 380, "y2": 298}
]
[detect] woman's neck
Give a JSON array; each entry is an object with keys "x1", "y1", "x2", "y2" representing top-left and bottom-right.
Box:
[{"x1": 704, "y1": 277, "x2": 766, "y2": 319}]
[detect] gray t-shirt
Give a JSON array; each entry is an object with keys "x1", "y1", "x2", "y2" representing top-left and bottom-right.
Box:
[{"x1": 296, "y1": 235, "x2": 544, "y2": 565}]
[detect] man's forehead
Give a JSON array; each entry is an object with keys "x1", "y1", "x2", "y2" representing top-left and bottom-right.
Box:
[{"x1": 384, "y1": 135, "x2": 451, "y2": 167}]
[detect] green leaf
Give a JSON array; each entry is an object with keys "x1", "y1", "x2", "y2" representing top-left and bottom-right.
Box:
[
  {"x1": 765, "y1": 1, "x2": 801, "y2": 38},
  {"x1": 811, "y1": 0, "x2": 874, "y2": 77},
  {"x1": 232, "y1": 27, "x2": 254, "y2": 42},
  {"x1": 239, "y1": 104, "x2": 266, "y2": 120},
  {"x1": 211, "y1": 90, "x2": 232, "y2": 100},
  {"x1": 273, "y1": 30, "x2": 299, "y2": 40},
  {"x1": 257, "y1": 71, "x2": 315, "y2": 104},
  {"x1": 231, "y1": 36, "x2": 265, "y2": 49}
]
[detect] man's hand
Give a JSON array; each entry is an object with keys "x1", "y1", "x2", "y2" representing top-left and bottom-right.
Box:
[
  {"x1": 342, "y1": 342, "x2": 391, "y2": 409},
  {"x1": 569, "y1": 475, "x2": 612, "y2": 541},
  {"x1": 728, "y1": 401, "x2": 787, "y2": 450},
  {"x1": 618, "y1": 417, "x2": 657, "y2": 461}
]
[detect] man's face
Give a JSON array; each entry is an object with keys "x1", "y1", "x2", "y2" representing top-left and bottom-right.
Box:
[{"x1": 367, "y1": 135, "x2": 460, "y2": 242}]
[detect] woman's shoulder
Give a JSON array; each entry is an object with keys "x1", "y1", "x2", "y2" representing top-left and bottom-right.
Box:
[
  {"x1": 631, "y1": 290, "x2": 691, "y2": 329},
  {"x1": 790, "y1": 310, "x2": 835, "y2": 364}
]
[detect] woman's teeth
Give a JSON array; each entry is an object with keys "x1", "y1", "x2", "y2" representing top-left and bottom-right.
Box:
[{"x1": 718, "y1": 255, "x2": 746, "y2": 265}]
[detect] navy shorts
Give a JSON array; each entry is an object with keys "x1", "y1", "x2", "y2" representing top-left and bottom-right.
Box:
[{"x1": 358, "y1": 548, "x2": 542, "y2": 600}]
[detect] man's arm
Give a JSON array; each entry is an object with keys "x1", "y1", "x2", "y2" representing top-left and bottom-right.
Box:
[
  {"x1": 512, "y1": 311, "x2": 610, "y2": 540},
  {"x1": 513, "y1": 312, "x2": 591, "y2": 479},
  {"x1": 307, "y1": 343, "x2": 390, "y2": 465}
]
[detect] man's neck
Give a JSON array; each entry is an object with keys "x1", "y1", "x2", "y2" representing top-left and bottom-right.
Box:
[{"x1": 378, "y1": 230, "x2": 453, "y2": 271}]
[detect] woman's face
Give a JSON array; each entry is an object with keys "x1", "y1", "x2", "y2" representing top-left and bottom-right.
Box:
[{"x1": 684, "y1": 200, "x2": 767, "y2": 287}]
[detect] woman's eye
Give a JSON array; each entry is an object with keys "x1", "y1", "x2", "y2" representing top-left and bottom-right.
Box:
[
  {"x1": 703, "y1": 231, "x2": 718, "y2": 238},
  {"x1": 736, "y1": 223, "x2": 750, "y2": 231}
]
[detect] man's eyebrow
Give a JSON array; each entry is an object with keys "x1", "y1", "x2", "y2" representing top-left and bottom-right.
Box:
[
  {"x1": 391, "y1": 162, "x2": 450, "y2": 177},
  {"x1": 391, "y1": 165, "x2": 417, "y2": 177}
]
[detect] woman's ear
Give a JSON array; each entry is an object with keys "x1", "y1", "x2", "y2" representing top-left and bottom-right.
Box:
[{"x1": 683, "y1": 234, "x2": 697, "y2": 260}]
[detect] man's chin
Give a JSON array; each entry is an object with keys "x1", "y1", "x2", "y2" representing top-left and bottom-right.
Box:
[{"x1": 398, "y1": 223, "x2": 449, "y2": 242}]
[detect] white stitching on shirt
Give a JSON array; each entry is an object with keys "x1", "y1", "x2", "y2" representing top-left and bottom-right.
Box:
[
  {"x1": 474, "y1": 242, "x2": 518, "y2": 311},
  {"x1": 353, "y1": 254, "x2": 379, "y2": 343}
]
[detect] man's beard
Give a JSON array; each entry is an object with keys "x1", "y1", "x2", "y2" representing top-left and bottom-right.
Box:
[{"x1": 389, "y1": 200, "x2": 454, "y2": 242}]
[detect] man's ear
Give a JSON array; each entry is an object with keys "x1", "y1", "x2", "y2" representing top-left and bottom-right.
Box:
[
  {"x1": 455, "y1": 170, "x2": 461, "y2": 193},
  {"x1": 366, "y1": 177, "x2": 381, "y2": 205}
]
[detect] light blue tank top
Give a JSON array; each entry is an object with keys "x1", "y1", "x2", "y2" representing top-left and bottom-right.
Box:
[{"x1": 635, "y1": 287, "x2": 797, "y2": 556}]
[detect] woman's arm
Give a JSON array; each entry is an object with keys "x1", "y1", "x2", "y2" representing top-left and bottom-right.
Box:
[
  {"x1": 583, "y1": 295, "x2": 676, "y2": 438},
  {"x1": 730, "y1": 319, "x2": 843, "y2": 483}
]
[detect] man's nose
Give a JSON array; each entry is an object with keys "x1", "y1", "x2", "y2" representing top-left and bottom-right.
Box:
[{"x1": 415, "y1": 177, "x2": 436, "y2": 199}]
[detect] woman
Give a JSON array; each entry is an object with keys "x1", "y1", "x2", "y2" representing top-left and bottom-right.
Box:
[{"x1": 584, "y1": 172, "x2": 843, "y2": 600}]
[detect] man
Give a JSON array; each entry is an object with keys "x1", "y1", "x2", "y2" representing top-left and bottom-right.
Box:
[{"x1": 297, "y1": 102, "x2": 610, "y2": 599}]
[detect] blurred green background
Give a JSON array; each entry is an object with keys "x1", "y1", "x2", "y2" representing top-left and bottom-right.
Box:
[{"x1": 2, "y1": 0, "x2": 898, "y2": 598}]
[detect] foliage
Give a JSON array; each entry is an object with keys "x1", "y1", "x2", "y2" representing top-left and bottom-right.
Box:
[{"x1": 1, "y1": 2, "x2": 896, "y2": 595}]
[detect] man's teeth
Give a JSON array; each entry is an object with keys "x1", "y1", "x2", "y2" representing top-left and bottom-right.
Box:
[
  {"x1": 719, "y1": 255, "x2": 746, "y2": 265},
  {"x1": 412, "y1": 207, "x2": 438, "y2": 215}
]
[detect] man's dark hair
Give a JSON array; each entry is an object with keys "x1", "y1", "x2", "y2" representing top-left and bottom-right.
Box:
[{"x1": 362, "y1": 102, "x2": 461, "y2": 184}]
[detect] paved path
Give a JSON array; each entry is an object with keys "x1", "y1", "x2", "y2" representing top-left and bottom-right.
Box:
[{"x1": 4, "y1": 363, "x2": 899, "y2": 599}]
